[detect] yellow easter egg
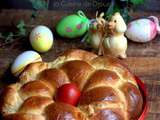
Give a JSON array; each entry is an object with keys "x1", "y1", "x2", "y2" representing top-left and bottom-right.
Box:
[{"x1": 30, "y1": 25, "x2": 54, "y2": 52}]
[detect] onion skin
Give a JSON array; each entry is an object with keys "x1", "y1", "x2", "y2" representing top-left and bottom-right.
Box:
[{"x1": 125, "y1": 17, "x2": 160, "y2": 43}]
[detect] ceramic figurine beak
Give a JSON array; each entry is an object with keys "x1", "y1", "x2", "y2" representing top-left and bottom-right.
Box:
[{"x1": 108, "y1": 21, "x2": 115, "y2": 30}]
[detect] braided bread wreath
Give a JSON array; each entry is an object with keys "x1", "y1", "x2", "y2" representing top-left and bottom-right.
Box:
[{"x1": 0, "y1": 49, "x2": 144, "y2": 120}]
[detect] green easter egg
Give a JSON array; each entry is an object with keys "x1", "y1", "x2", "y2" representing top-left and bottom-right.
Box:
[{"x1": 56, "y1": 11, "x2": 89, "y2": 39}]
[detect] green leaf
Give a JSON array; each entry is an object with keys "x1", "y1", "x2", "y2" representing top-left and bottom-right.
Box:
[
  {"x1": 17, "y1": 20, "x2": 25, "y2": 29},
  {"x1": 130, "y1": 0, "x2": 145, "y2": 5},
  {"x1": 106, "y1": 0, "x2": 115, "y2": 16},
  {"x1": 31, "y1": 11, "x2": 37, "y2": 19},
  {"x1": 19, "y1": 28, "x2": 26, "y2": 36},
  {"x1": 105, "y1": 0, "x2": 121, "y2": 20},
  {"x1": 29, "y1": 0, "x2": 48, "y2": 10},
  {"x1": 16, "y1": 20, "x2": 26, "y2": 36},
  {"x1": 5, "y1": 32, "x2": 14, "y2": 43},
  {"x1": 120, "y1": 8, "x2": 131, "y2": 23}
]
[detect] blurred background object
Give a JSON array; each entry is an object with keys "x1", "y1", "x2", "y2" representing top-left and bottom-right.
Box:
[
  {"x1": 0, "y1": 0, "x2": 106, "y2": 11},
  {"x1": 0, "y1": 0, "x2": 159, "y2": 12}
]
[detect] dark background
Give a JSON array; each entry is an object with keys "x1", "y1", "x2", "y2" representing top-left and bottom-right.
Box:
[{"x1": 0, "y1": 0, "x2": 160, "y2": 12}]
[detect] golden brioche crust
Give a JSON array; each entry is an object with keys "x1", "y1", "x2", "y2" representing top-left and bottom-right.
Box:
[{"x1": 0, "y1": 49, "x2": 143, "y2": 120}]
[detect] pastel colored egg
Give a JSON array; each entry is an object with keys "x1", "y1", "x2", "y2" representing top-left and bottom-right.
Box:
[
  {"x1": 56, "y1": 11, "x2": 89, "y2": 38},
  {"x1": 125, "y1": 16, "x2": 160, "y2": 43},
  {"x1": 11, "y1": 51, "x2": 42, "y2": 76},
  {"x1": 30, "y1": 25, "x2": 54, "y2": 52}
]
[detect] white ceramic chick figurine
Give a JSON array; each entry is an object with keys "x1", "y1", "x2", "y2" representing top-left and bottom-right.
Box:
[{"x1": 103, "y1": 12, "x2": 127, "y2": 58}]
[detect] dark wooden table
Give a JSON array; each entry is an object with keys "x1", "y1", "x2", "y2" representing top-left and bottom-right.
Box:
[{"x1": 0, "y1": 9, "x2": 160, "y2": 120}]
